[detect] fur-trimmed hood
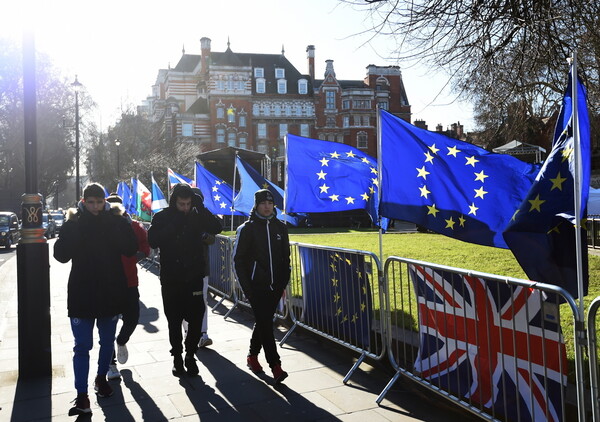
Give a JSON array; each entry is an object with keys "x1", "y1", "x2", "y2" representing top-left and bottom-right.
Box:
[{"x1": 66, "y1": 201, "x2": 124, "y2": 221}]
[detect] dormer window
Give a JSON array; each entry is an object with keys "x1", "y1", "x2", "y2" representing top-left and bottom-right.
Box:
[
  {"x1": 277, "y1": 80, "x2": 287, "y2": 94},
  {"x1": 275, "y1": 68, "x2": 285, "y2": 79},
  {"x1": 254, "y1": 68, "x2": 264, "y2": 78},
  {"x1": 298, "y1": 79, "x2": 308, "y2": 94}
]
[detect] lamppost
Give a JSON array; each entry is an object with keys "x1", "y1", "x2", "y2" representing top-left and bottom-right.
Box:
[
  {"x1": 115, "y1": 138, "x2": 121, "y2": 178},
  {"x1": 71, "y1": 76, "x2": 82, "y2": 202}
]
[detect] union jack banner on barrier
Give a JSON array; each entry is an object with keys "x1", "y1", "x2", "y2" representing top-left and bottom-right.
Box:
[{"x1": 408, "y1": 264, "x2": 567, "y2": 421}]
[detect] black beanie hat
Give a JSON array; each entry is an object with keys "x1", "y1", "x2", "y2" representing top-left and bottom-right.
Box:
[
  {"x1": 106, "y1": 193, "x2": 123, "y2": 204},
  {"x1": 83, "y1": 182, "x2": 106, "y2": 199},
  {"x1": 254, "y1": 189, "x2": 274, "y2": 207}
]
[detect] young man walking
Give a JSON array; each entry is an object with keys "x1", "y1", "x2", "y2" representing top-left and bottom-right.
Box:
[
  {"x1": 148, "y1": 183, "x2": 222, "y2": 375},
  {"x1": 233, "y1": 189, "x2": 291, "y2": 384},
  {"x1": 54, "y1": 183, "x2": 137, "y2": 416}
]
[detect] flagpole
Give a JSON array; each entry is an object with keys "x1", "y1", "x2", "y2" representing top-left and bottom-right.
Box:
[
  {"x1": 231, "y1": 153, "x2": 238, "y2": 232},
  {"x1": 571, "y1": 52, "x2": 585, "y2": 316},
  {"x1": 376, "y1": 108, "x2": 383, "y2": 262}
]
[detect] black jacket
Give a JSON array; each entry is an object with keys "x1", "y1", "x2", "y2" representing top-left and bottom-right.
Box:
[
  {"x1": 54, "y1": 203, "x2": 138, "y2": 318},
  {"x1": 233, "y1": 210, "x2": 291, "y2": 296},
  {"x1": 148, "y1": 188, "x2": 222, "y2": 286}
]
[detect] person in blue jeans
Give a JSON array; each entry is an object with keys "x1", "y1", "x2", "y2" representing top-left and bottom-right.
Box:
[{"x1": 54, "y1": 183, "x2": 137, "y2": 416}]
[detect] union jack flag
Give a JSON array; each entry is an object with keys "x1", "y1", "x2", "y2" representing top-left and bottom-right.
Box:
[{"x1": 409, "y1": 264, "x2": 567, "y2": 422}]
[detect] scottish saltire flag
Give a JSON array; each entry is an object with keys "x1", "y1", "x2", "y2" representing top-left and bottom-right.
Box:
[
  {"x1": 234, "y1": 156, "x2": 298, "y2": 226},
  {"x1": 409, "y1": 264, "x2": 567, "y2": 422},
  {"x1": 503, "y1": 73, "x2": 590, "y2": 298},
  {"x1": 133, "y1": 178, "x2": 152, "y2": 222},
  {"x1": 379, "y1": 110, "x2": 540, "y2": 248},
  {"x1": 286, "y1": 134, "x2": 387, "y2": 228},
  {"x1": 167, "y1": 167, "x2": 194, "y2": 189},
  {"x1": 298, "y1": 246, "x2": 373, "y2": 348},
  {"x1": 116, "y1": 181, "x2": 135, "y2": 215},
  {"x1": 150, "y1": 173, "x2": 168, "y2": 212},
  {"x1": 194, "y1": 162, "x2": 246, "y2": 216}
]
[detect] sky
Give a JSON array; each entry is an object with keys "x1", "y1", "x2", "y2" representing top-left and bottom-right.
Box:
[{"x1": 3, "y1": 0, "x2": 474, "y2": 133}]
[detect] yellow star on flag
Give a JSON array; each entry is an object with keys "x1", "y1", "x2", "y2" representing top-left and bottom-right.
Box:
[
  {"x1": 416, "y1": 166, "x2": 430, "y2": 179},
  {"x1": 345, "y1": 196, "x2": 355, "y2": 204},
  {"x1": 465, "y1": 156, "x2": 479, "y2": 167},
  {"x1": 468, "y1": 202, "x2": 478, "y2": 216},
  {"x1": 346, "y1": 151, "x2": 356, "y2": 158},
  {"x1": 458, "y1": 215, "x2": 466, "y2": 227},
  {"x1": 319, "y1": 184, "x2": 330, "y2": 193},
  {"x1": 316, "y1": 170, "x2": 327, "y2": 180},
  {"x1": 360, "y1": 192, "x2": 369, "y2": 201},
  {"x1": 550, "y1": 172, "x2": 567, "y2": 191},
  {"x1": 474, "y1": 186, "x2": 488, "y2": 199},
  {"x1": 445, "y1": 216, "x2": 456, "y2": 229},
  {"x1": 319, "y1": 157, "x2": 329, "y2": 166},
  {"x1": 447, "y1": 146, "x2": 461, "y2": 157},
  {"x1": 528, "y1": 194, "x2": 545, "y2": 212},
  {"x1": 419, "y1": 185, "x2": 431, "y2": 198},
  {"x1": 427, "y1": 204, "x2": 439, "y2": 217},
  {"x1": 329, "y1": 194, "x2": 339, "y2": 201},
  {"x1": 474, "y1": 170, "x2": 488, "y2": 182},
  {"x1": 562, "y1": 146, "x2": 573, "y2": 162},
  {"x1": 428, "y1": 144, "x2": 440, "y2": 154},
  {"x1": 424, "y1": 151, "x2": 435, "y2": 163},
  {"x1": 330, "y1": 151, "x2": 340, "y2": 159}
]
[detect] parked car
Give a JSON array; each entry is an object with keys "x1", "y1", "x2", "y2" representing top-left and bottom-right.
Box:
[
  {"x1": 0, "y1": 211, "x2": 21, "y2": 249},
  {"x1": 50, "y1": 210, "x2": 65, "y2": 235},
  {"x1": 42, "y1": 212, "x2": 56, "y2": 239}
]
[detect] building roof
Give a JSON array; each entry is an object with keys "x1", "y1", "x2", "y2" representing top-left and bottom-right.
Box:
[
  {"x1": 173, "y1": 54, "x2": 201, "y2": 72},
  {"x1": 186, "y1": 97, "x2": 210, "y2": 114}
]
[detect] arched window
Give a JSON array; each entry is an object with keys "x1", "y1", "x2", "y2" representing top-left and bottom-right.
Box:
[{"x1": 357, "y1": 131, "x2": 368, "y2": 149}]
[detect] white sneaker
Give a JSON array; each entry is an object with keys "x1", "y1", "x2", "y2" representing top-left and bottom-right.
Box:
[
  {"x1": 117, "y1": 343, "x2": 128, "y2": 364},
  {"x1": 107, "y1": 364, "x2": 121, "y2": 380},
  {"x1": 199, "y1": 335, "x2": 213, "y2": 348}
]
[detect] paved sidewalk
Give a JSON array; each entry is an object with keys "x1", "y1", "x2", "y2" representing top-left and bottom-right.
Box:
[{"x1": 0, "y1": 241, "x2": 477, "y2": 421}]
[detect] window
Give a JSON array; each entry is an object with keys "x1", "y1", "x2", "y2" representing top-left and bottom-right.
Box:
[
  {"x1": 279, "y1": 123, "x2": 288, "y2": 138},
  {"x1": 254, "y1": 68, "x2": 264, "y2": 78},
  {"x1": 342, "y1": 99, "x2": 350, "y2": 109},
  {"x1": 300, "y1": 124, "x2": 309, "y2": 137},
  {"x1": 257, "y1": 142, "x2": 268, "y2": 154},
  {"x1": 343, "y1": 116, "x2": 350, "y2": 127},
  {"x1": 227, "y1": 78, "x2": 234, "y2": 91},
  {"x1": 239, "y1": 136, "x2": 247, "y2": 149},
  {"x1": 216, "y1": 80, "x2": 225, "y2": 90},
  {"x1": 252, "y1": 104, "x2": 259, "y2": 116},
  {"x1": 274, "y1": 104, "x2": 281, "y2": 116},
  {"x1": 275, "y1": 68, "x2": 285, "y2": 79},
  {"x1": 378, "y1": 101, "x2": 389, "y2": 110},
  {"x1": 298, "y1": 79, "x2": 308, "y2": 94},
  {"x1": 257, "y1": 123, "x2": 267, "y2": 138},
  {"x1": 285, "y1": 104, "x2": 292, "y2": 116},
  {"x1": 326, "y1": 117, "x2": 336, "y2": 127},
  {"x1": 353, "y1": 115, "x2": 361, "y2": 126},
  {"x1": 325, "y1": 91, "x2": 335, "y2": 109},
  {"x1": 227, "y1": 108, "x2": 235, "y2": 123},
  {"x1": 239, "y1": 115, "x2": 246, "y2": 127},
  {"x1": 362, "y1": 115, "x2": 370, "y2": 126},
  {"x1": 277, "y1": 80, "x2": 287, "y2": 94},
  {"x1": 357, "y1": 132, "x2": 368, "y2": 149},
  {"x1": 337, "y1": 135, "x2": 344, "y2": 143},
  {"x1": 216, "y1": 128, "x2": 225, "y2": 143},
  {"x1": 353, "y1": 100, "x2": 370, "y2": 109},
  {"x1": 182, "y1": 123, "x2": 193, "y2": 136},
  {"x1": 256, "y1": 78, "x2": 266, "y2": 93},
  {"x1": 227, "y1": 132, "x2": 236, "y2": 147},
  {"x1": 216, "y1": 107, "x2": 225, "y2": 119}
]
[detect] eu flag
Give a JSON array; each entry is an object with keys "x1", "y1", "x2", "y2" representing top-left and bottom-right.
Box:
[
  {"x1": 117, "y1": 181, "x2": 135, "y2": 215},
  {"x1": 298, "y1": 246, "x2": 373, "y2": 348},
  {"x1": 503, "y1": 73, "x2": 590, "y2": 298},
  {"x1": 234, "y1": 156, "x2": 298, "y2": 226},
  {"x1": 194, "y1": 162, "x2": 245, "y2": 216},
  {"x1": 285, "y1": 134, "x2": 386, "y2": 228},
  {"x1": 379, "y1": 110, "x2": 540, "y2": 248}
]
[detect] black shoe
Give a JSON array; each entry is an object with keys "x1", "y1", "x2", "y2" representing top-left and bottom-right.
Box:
[
  {"x1": 172, "y1": 354, "x2": 184, "y2": 376},
  {"x1": 184, "y1": 354, "x2": 199, "y2": 376},
  {"x1": 94, "y1": 375, "x2": 113, "y2": 398},
  {"x1": 68, "y1": 393, "x2": 92, "y2": 415}
]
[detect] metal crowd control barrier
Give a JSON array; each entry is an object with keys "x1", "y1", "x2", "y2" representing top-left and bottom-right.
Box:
[
  {"x1": 206, "y1": 234, "x2": 236, "y2": 312},
  {"x1": 378, "y1": 256, "x2": 587, "y2": 422},
  {"x1": 588, "y1": 216, "x2": 600, "y2": 249},
  {"x1": 588, "y1": 296, "x2": 600, "y2": 421},
  {"x1": 279, "y1": 242, "x2": 386, "y2": 384}
]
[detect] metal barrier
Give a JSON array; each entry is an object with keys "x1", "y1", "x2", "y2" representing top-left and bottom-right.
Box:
[
  {"x1": 588, "y1": 216, "x2": 600, "y2": 249},
  {"x1": 206, "y1": 234, "x2": 236, "y2": 312},
  {"x1": 279, "y1": 242, "x2": 386, "y2": 384},
  {"x1": 378, "y1": 256, "x2": 587, "y2": 422},
  {"x1": 588, "y1": 296, "x2": 600, "y2": 421}
]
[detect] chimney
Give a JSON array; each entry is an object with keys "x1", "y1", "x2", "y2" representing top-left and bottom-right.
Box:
[
  {"x1": 324, "y1": 59, "x2": 335, "y2": 78},
  {"x1": 200, "y1": 37, "x2": 211, "y2": 73},
  {"x1": 306, "y1": 45, "x2": 315, "y2": 79}
]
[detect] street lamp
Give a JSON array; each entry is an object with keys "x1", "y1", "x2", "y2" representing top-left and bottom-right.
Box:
[
  {"x1": 71, "y1": 75, "x2": 82, "y2": 202},
  {"x1": 115, "y1": 138, "x2": 121, "y2": 178}
]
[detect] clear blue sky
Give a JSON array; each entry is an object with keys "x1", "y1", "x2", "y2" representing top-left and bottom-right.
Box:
[{"x1": 3, "y1": 0, "x2": 474, "y2": 132}]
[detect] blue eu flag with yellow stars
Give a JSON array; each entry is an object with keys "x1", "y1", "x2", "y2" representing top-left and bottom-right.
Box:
[
  {"x1": 285, "y1": 134, "x2": 386, "y2": 228},
  {"x1": 195, "y1": 162, "x2": 246, "y2": 216},
  {"x1": 504, "y1": 72, "x2": 590, "y2": 298},
  {"x1": 299, "y1": 246, "x2": 373, "y2": 348},
  {"x1": 379, "y1": 109, "x2": 540, "y2": 248}
]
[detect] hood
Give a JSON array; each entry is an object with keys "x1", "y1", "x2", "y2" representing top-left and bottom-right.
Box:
[{"x1": 169, "y1": 183, "x2": 194, "y2": 208}]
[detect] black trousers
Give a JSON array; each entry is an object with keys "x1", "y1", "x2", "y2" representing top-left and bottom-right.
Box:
[
  {"x1": 161, "y1": 282, "x2": 206, "y2": 356},
  {"x1": 248, "y1": 288, "x2": 284, "y2": 368}
]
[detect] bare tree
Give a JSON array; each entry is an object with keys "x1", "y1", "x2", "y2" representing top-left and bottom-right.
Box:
[{"x1": 342, "y1": 0, "x2": 600, "y2": 147}]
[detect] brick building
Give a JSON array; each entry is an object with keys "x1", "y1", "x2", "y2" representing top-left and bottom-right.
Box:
[{"x1": 141, "y1": 37, "x2": 411, "y2": 183}]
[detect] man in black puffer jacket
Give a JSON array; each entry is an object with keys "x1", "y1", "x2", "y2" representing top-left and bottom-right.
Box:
[
  {"x1": 148, "y1": 183, "x2": 222, "y2": 376},
  {"x1": 233, "y1": 189, "x2": 291, "y2": 384},
  {"x1": 54, "y1": 182, "x2": 138, "y2": 416}
]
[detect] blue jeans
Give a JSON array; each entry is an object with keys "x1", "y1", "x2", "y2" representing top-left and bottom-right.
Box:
[{"x1": 70, "y1": 316, "x2": 118, "y2": 393}]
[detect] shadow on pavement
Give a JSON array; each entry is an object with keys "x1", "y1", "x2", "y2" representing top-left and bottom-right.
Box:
[{"x1": 9, "y1": 375, "x2": 52, "y2": 422}]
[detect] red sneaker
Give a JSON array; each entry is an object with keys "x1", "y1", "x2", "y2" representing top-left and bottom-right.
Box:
[
  {"x1": 271, "y1": 364, "x2": 288, "y2": 384},
  {"x1": 246, "y1": 355, "x2": 263, "y2": 373}
]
